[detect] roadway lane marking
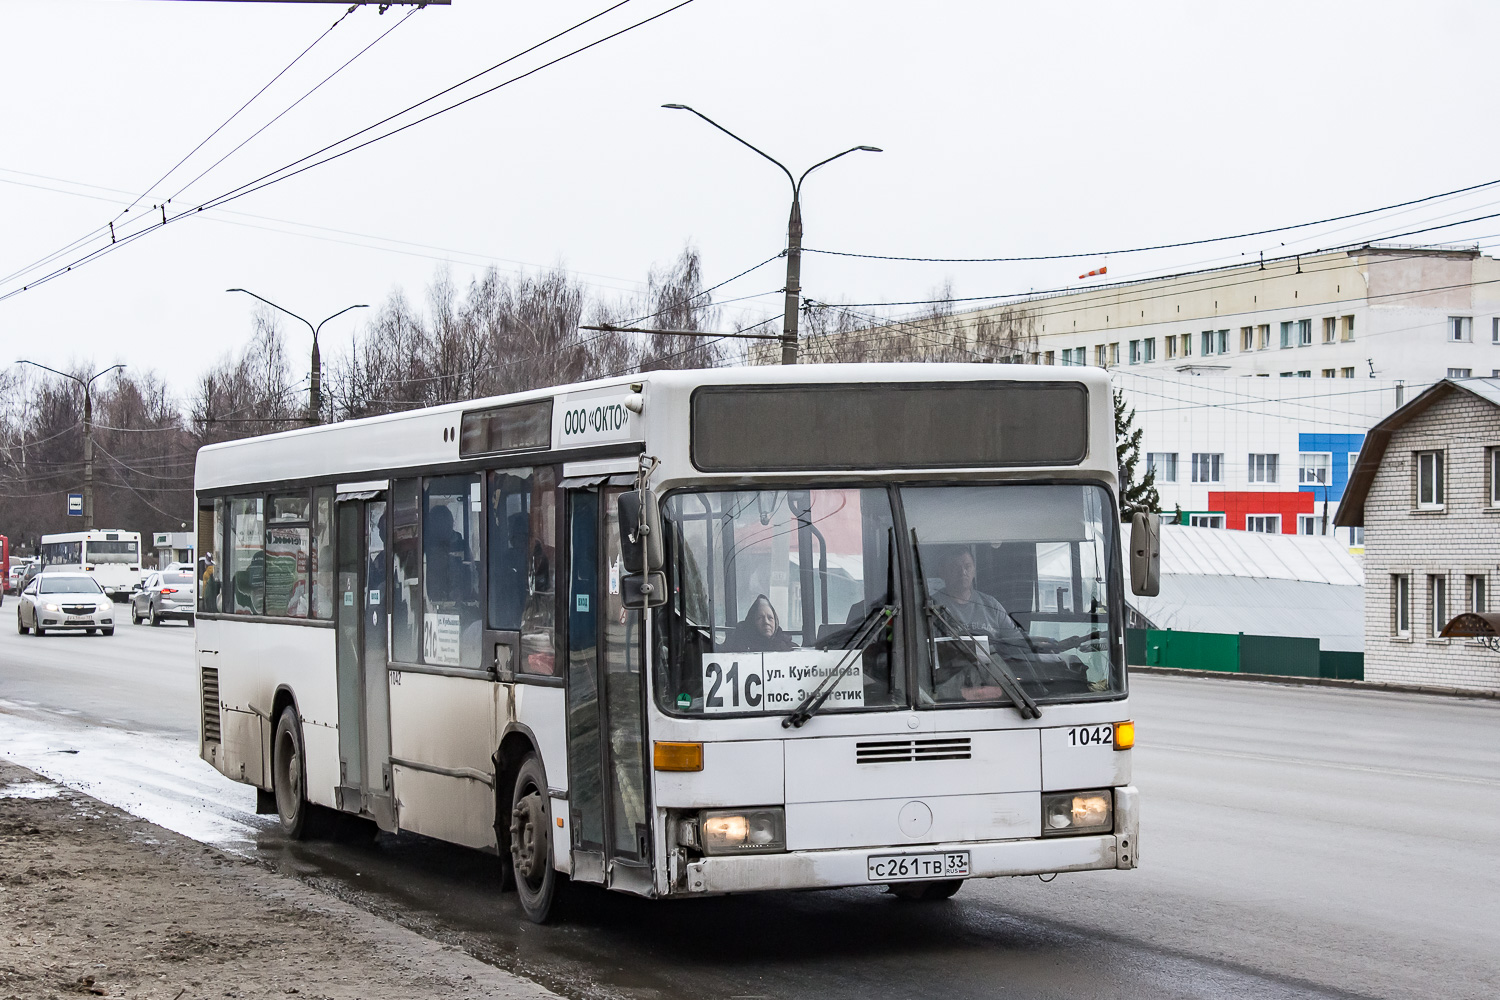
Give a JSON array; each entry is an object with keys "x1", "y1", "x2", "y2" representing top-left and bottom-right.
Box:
[{"x1": 1147, "y1": 742, "x2": 1500, "y2": 787}]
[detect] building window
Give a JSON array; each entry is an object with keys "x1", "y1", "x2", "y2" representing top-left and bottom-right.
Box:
[
  {"x1": 1281, "y1": 322, "x2": 1293, "y2": 349},
  {"x1": 1246, "y1": 515, "x2": 1281, "y2": 533},
  {"x1": 1297, "y1": 370, "x2": 1312, "y2": 378},
  {"x1": 1429, "y1": 574, "x2": 1447, "y2": 637},
  {"x1": 1201, "y1": 331, "x2": 1215, "y2": 356},
  {"x1": 1493, "y1": 318, "x2": 1499, "y2": 344},
  {"x1": 1241, "y1": 326, "x2": 1254, "y2": 351},
  {"x1": 1469, "y1": 574, "x2": 1486, "y2": 614},
  {"x1": 1393, "y1": 574, "x2": 1410, "y2": 637},
  {"x1": 1298, "y1": 320, "x2": 1312, "y2": 346},
  {"x1": 1129, "y1": 340, "x2": 1141, "y2": 364},
  {"x1": 1165, "y1": 337, "x2": 1178, "y2": 360},
  {"x1": 1349, "y1": 526, "x2": 1364, "y2": 546},
  {"x1": 1110, "y1": 343, "x2": 1120, "y2": 365},
  {"x1": 1280, "y1": 372, "x2": 1295, "y2": 377},
  {"x1": 1178, "y1": 333, "x2": 1190, "y2": 357},
  {"x1": 1144, "y1": 338, "x2": 1156, "y2": 362},
  {"x1": 1192, "y1": 453, "x2": 1223, "y2": 483},
  {"x1": 1147, "y1": 452, "x2": 1178, "y2": 483},
  {"x1": 1341, "y1": 315, "x2": 1355, "y2": 341},
  {"x1": 1095, "y1": 344, "x2": 1106, "y2": 366},
  {"x1": 1189, "y1": 513, "x2": 1225, "y2": 528},
  {"x1": 1341, "y1": 367, "x2": 1356, "y2": 378},
  {"x1": 1323, "y1": 317, "x2": 1337, "y2": 343},
  {"x1": 1449, "y1": 316, "x2": 1473, "y2": 342},
  {"x1": 1489, "y1": 447, "x2": 1500, "y2": 506},
  {"x1": 1044, "y1": 350, "x2": 1055, "y2": 365},
  {"x1": 1297, "y1": 514, "x2": 1327, "y2": 535},
  {"x1": 1348, "y1": 450, "x2": 1360, "y2": 475},
  {"x1": 1247, "y1": 453, "x2": 1279, "y2": 484},
  {"x1": 1257, "y1": 324, "x2": 1271, "y2": 349},
  {"x1": 1299, "y1": 453, "x2": 1331, "y2": 486},
  {"x1": 1448, "y1": 368, "x2": 1471, "y2": 378},
  {"x1": 1321, "y1": 368, "x2": 1336, "y2": 378},
  {"x1": 1416, "y1": 450, "x2": 1444, "y2": 508}
]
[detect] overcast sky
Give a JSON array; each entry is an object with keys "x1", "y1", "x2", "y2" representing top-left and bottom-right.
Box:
[{"x1": 4, "y1": 0, "x2": 1500, "y2": 395}]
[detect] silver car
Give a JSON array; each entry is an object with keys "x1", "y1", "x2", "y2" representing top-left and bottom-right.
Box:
[
  {"x1": 131, "y1": 569, "x2": 196, "y2": 626},
  {"x1": 16, "y1": 573, "x2": 115, "y2": 636}
]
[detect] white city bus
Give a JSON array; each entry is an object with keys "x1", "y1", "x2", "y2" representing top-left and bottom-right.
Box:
[
  {"x1": 194, "y1": 364, "x2": 1155, "y2": 922},
  {"x1": 39, "y1": 529, "x2": 144, "y2": 599}
]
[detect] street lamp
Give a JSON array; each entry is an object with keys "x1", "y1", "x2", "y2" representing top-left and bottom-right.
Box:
[
  {"x1": 226, "y1": 289, "x2": 369, "y2": 424},
  {"x1": 15, "y1": 360, "x2": 125, "y2": 530},
  {"x1": 662, "y1": 104, "x2": 880, "y2": 364}
]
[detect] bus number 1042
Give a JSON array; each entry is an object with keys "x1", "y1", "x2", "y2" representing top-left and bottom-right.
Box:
[{"x1": 1068, "y1": 725, "x2": 1114, "y2": 747}]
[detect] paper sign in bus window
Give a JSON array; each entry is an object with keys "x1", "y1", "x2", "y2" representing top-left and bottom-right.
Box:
[
  {"x1": 423, "y1": 612, "x2": 462, "y2": 666},
  {"x1": 699, "y1": 650, "x2": 864, "y2": 714}
]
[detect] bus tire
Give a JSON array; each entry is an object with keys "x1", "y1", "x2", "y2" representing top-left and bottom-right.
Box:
[
  {"x1": 272, "y1": 706, "x2": 313, "y2": 840},
  {"x1": 509, "y1": 753, "x2": 562, "y2": 924}
]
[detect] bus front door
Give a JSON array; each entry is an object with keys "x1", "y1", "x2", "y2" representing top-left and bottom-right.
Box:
[
  {"x1": 565, "y1": 487, "x2": 651, "y2": 893},
  {"x1": 335, "y1": 496, "x2": 395, "y2": 831}
]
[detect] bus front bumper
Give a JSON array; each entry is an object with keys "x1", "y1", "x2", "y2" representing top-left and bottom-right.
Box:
[{"x1": 679, "y1": 786, "x2": 1138, "y2": 896}]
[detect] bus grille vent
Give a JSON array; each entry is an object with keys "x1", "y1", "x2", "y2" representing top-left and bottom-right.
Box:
[
  {"x1": 201, "y1": 667, "x2": 221, "y2": 744},
  {"x1": 856, "y1": 737, "x2": 971, "y2": 764}
]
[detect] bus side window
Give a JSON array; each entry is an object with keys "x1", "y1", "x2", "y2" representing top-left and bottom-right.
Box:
[
  {"x1": 229, "y1": 497, "x2": 264, "y2": 616},
  {"x1": 487, "y1": 467, "x2": 558, "y2": 676},
  {"x1": 197, "y1": 500, "x2": 222, "y2": 614}
]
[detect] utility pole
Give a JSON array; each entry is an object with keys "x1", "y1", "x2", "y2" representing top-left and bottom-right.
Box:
[
  {"x1": 662, "y1": 105, "x2": 880, "y2": 364},
  {"x1": 15, "y1": 361, "x2": 125, "y2": 530},
  {"x1": 226, "y1": 289, "x2": 368, "y2": 424}
]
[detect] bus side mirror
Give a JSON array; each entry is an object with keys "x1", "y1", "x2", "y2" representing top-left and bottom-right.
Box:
[
  {"x1": 621, "y1": 571, "x2": 667, "y2": 610},
  {"x1": 618, "y1": 489, "x2": 664, "y2": 574},
  {"x1": 1129, "y1": 512, "x2": 1160, "y2": 597}
]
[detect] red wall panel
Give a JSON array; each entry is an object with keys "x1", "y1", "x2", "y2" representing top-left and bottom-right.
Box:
[{"x1": 1207, "y1": 491, "x2": 1314, "y2": 533}]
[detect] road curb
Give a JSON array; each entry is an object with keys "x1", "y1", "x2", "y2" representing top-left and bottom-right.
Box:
[{"x1": 1128, "y1": 664, "x2": 1500, "y2": 701}]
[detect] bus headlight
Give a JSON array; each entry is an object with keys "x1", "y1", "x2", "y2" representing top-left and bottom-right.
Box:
[
  {"x1": 1041, "y1": 790, "x2": 1113, "y2": 836},
  {"x1": 700, "y1": 807, "x2": 786, "y2": 855}
]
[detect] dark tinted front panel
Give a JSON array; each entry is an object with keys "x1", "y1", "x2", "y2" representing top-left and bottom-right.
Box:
[
  {"x1": 691, "y1": 382, "x2": 1089, "y2": 472},
  {"x1": 460, "y1": 400, "x2": 551, "y2": 457}
]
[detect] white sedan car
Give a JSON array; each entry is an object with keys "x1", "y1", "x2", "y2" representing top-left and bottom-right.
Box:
[{"x1": 16, "y1": 573, "x2": 116, "y2": 636}]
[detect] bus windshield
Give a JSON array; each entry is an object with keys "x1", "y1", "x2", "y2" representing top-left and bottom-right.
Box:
[
  {"x1": 903, "y1": 483, "x2": 1121, "y2": 705},
  {"x1": 659, "y1": 488, "x2": 905, "y2": 717},
  {"x1": 656, "y1": 482, "x2": 1123, "y2": 717}
]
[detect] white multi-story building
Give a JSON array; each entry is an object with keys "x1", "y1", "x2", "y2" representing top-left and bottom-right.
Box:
[
  {"x1": 964, "y1": 245, "x2": 1500, "y2": 383},
  {"x1": 1112, "y1": 371, "x2": 1407, "y2": 549}
]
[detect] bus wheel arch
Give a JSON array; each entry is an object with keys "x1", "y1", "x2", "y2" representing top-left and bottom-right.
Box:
[{"x1": 493, "y1": 728, "x2": 539, "y2": 891}]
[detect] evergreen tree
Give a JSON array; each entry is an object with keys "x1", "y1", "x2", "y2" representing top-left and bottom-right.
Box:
[{"x1": 1114, "y1": 388, "x2": 1159, "y2": 521}]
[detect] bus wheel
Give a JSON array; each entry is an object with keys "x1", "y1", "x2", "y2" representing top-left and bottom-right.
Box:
[
  {"x1": 509, "y1": 754, "x2": 561, "y2": 924},
  {"x1": 272, "y1": 706, "x2": 312, "y2": 840}
]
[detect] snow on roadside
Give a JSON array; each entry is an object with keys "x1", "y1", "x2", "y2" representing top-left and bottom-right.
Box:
[{"x1": 0, "y1": 699, "x2": 272, "y2": 853}]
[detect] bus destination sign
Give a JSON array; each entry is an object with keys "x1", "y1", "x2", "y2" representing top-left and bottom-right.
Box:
[{"x1": 698, "y1": 650, "x2": 864, "y2": 714}]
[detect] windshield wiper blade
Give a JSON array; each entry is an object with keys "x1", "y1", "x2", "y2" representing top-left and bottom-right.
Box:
[
  {"x1": 783, "y1": 603, "x2": 895, "y2": 730},
  {"x1": 911, "y1": 528, "x2": 1041, "y2": 720}
]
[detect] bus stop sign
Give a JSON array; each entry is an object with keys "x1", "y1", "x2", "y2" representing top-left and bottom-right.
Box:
[{"x1": 67, "y1": 493, "x2": 83, "y2": 516}]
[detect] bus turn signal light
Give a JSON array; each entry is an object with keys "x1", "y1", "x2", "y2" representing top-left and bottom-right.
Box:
[
  {"x1": 653, "y1": 741, "x2": 703, "y2": 772},
  {"x1": 1113, "y1": 720, "x2": 1135, "y2": 750}
]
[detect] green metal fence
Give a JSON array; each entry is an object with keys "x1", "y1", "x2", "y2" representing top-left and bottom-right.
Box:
[{"x1": 1125, "y1": 627, "x2": 1362, "y2": 681}]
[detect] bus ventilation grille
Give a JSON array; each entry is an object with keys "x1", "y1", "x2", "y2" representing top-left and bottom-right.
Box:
[
  {"x1": 201, "y1": 667, "x2": 221, "y2": 744},
  {"x1": 856, "y1": 737, "x2": 971, "y2": 764}
]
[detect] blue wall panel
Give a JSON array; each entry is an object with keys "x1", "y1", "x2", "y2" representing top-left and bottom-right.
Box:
[{"x1": 1297, "y1": 432, "x2": 1366, "y2": 501}]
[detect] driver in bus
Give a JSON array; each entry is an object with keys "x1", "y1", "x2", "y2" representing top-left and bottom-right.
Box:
[
  {"x1": 933, "y1": 548, "x2": 1035, "y2": 701},
  {"x1": 723, "y1": 594, "x2": 798, "y2": 652}
]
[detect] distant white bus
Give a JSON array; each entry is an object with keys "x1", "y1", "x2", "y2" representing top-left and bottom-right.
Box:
[
  {"x1": 195, "y1": 364, "x2": 1155, "y2": 923},
  {"x1": 39, "y1": 530, "x2": 144, "y2": 599}
]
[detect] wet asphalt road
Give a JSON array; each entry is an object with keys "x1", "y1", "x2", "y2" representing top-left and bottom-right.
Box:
[{"x1": 2, "y1": 605, "x2": 1499, "y2": 999}]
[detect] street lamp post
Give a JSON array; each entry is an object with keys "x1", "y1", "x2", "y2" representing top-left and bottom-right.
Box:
[
  {"x1": 662, "y1": 105, "x2": 880, "y2": 365},
  {"x1": 226, "y1": 289, "x2": 369, "y2": 424},
  {"x1": 15, "y1": 361, "x2": 125, "y2": 530}
]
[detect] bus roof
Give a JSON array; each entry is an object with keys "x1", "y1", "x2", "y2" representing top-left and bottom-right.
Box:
[
  {"x1": 40, "y1": 530, "x2": 142, "y2": 542},
  {"x1": 195, "y1": 363, "x2": 1116, "y2": 493}
]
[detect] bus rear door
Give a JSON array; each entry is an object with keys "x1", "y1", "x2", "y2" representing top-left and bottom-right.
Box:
[{"x1": 335, "y1": 494, "x2": 395, "y2": 830}]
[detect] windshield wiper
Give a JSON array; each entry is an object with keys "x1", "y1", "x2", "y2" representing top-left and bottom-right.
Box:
[
  {"x1": 910, "y1": 529, "x2": 1041, "y2": 720},
  {"x1": 782, "y1": 602, "x2": 895, "y2": 729}
]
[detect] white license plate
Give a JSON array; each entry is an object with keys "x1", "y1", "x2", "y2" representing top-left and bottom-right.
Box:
[
  {"x1": 65, "y1": 617, "x2": 93, "y2": 625},
  {"x1": 867, "y1": 851, "x2": 970, "y2": 882}
]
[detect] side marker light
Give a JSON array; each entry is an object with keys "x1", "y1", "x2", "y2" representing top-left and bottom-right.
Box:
[
  {"x1": 653, "y1": 741, "x2": 703, "y2": 771},
  {"x1": 1113, "y1": 720, "x2": 1135, "y2": 751}
]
